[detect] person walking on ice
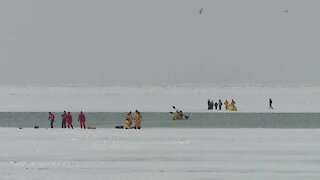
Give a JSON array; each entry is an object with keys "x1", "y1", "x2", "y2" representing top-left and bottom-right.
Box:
[
  {"x1": 269, "y1": 98, "x2": 273, "y2": 110},
  {"x1": 78, "y1": 111, "x2": 86, "y2": 129}
]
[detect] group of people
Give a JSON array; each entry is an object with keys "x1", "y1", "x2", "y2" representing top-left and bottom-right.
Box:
[
  {"x1": 124, "y1": 110, "x2": 143, "y2": 129},
  {"x1": 207, "y1": 99, "x2": 237, "y2": 111},
  {"x1": 207, "y1": 99, "x2": 223, "y2": 110},
  {"x1": 208, "y1": 98, "x2": 274, "y2": 111},
  {"x1": 48, "y1": 111, "x2": 86, "y2": 129},
  {"x1": 49, "y1": 110, "x2": 143, "y2": 130},
  {"x1": 224, "y1": 99, "x2": 237, "y2": 111},
  {"x1": 47, "y1": 98, "x2": 274, "y2": 129}
]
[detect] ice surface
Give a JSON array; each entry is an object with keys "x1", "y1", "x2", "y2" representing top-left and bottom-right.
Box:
[
  {"x1": 1, "y1": 128, "x2": 320, "y2": 180},
  {"x1": 0, "y1": 84, "x2": 319, "y2": 112}
]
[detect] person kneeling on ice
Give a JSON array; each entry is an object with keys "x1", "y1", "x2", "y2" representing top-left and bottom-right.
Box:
[
  {"x1": 78, "y1": 111, "x2": 86, "y2": 129},
  {"x1": 125, "y1": 112, "x2": 133, "y2": 129},
  {"x1": 67, "y1": 112, "x2": 74, "y2": 129},
  {"x1": 48, "y1": 112, "x2": 55, "y2": 128},
  {"x1": 133, "y1": 110, "x2": 142, "y2": 129}
]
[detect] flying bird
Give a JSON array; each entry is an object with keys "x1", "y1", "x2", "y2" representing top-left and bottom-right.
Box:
[{"x1": 199, "y1": 8, "x2": 203, "y2": 15}]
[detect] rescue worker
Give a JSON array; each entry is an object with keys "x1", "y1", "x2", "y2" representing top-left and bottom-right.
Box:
[
  {"x1": 224, "y1": 100, "x2": 229, "y2": 110},
  {"x1": 178, "y1": 110, "x2": 184, "y2": 119},
  {"x1": 78, "y1": 111, "x2": 86, "y2": 129},
  {"x1": 231, "y1": 99, "x2": 235, "y2": 104},
  {"x1": 62, "y1": 111, "x2": 67, "y2": 128},
  {"x1": 48, "y1": 112, "x2": 55, "y2": 128},
  {"x1": 124, "y1": 112, "x2": 133, "y2": 129},
  {"x1": 133, "y1": 110, "x2": 142, "y2": 129},
  {"x1": 173, "y1": 110, "x2": 180, "y2": 120},
  {"x1": 67, "y1": 112, "x2": 74, "y2": 129},
  {"x1": 229, "y1": 99, "x2": 237, "y2": 111}
]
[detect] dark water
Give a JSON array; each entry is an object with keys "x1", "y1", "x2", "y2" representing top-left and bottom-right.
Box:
[{"x1": 0, "y1": 112, "x2": 319, "y2": 128}]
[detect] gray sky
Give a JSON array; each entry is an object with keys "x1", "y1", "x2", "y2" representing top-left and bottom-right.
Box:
[{"x1": 0, "y1": 0, "x2": 319, "y2": 85}]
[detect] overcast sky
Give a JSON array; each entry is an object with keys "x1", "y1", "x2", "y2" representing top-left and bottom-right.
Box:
[{"x1": 0, "y1": 0, "x2": 319, "y2": 85}]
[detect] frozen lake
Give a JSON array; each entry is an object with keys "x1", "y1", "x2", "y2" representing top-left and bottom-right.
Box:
[
  {"x1": 0, "y1": 84, "x2": 320, "y2": 112},
  {"x1": 1, "y1": 128, "x2": 320, "y2": 180}
]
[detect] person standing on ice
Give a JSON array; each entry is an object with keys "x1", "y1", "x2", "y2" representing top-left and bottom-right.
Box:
[
  {"x1": 78, "y1": 111, "x2": 86, "y2": 129},
  {"x1": 48, "y1": 112, "x2": 55, "y2": 128},
  {"x1": 61, "y1": 111, "x2": 67, "y2": 128},
  {"x1": 224, "y1": 100, "x2": 229, "y2": 110},
  {"x1": 133, "y1": 110, "x2": 142, "y2": 129},
  {"x1": 218, "y1": 99, "x2": 223, "y2": 110},
  {"x1": 67, "y1": 112, "x2": 74, "y2": 129},
  {"x1": 269, "y1": 98, "x2": 273, "y2": 110},
  {"x1": 214, "y1": 102, "x2": 218, "y2": 110}
]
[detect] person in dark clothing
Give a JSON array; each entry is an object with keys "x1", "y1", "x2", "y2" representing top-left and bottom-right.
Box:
[
  {"x1": 208, "y1": 99, "x2": 211, "y2": 110},
  {"x1": 269, "y1": 98, "x2": 273, "y2": 109},
  {"x1": 214, "y1": 102, "x2": 218, "y2": 110},
  {"x1": 218, "y1": 99, "x2": 223, "y2": 110},
  {"x1": 61, "y1": 111, "x2": 67, "y2": 128},
  {"x1": 48, "y1": 112, "x2": 55, "y2": 128}
]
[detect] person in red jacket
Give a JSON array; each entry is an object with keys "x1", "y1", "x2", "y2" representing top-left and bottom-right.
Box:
[
  {"x1": 48, "y1": 112, "x2": 55, "y2": 128},
  {"x1": 61, "y1": 111, "x2": 67, "y2": 128},
  {"x1": 67, "y1": 112, "x2": 74, "y2": 129},
  {"x1": 78, "y1": 111, "x2": 86, "y2": 129}
]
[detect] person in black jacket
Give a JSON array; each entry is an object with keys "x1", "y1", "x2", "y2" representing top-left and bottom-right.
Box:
[{"x1": 269, "y1": 98, "x2": 273, "y2": 109}]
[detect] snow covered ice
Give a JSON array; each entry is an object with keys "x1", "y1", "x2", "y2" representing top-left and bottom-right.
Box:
[
  {"x1": 1, "y1": 128, "x2": 320, "y2": 180},
  {"x1": 0, "y1": 84, "x2": 320, "y2": 112}
]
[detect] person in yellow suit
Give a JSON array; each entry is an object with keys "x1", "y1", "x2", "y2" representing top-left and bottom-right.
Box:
[
  {"x1": 224, "y1": 100, "x2": 229, "y2": 110},
  {"x1": 133, "y1": 110, "x2": 142, "y2": 129},
  {"x1": 125, "y1": 111, "x2": 133, "y2": 129},
  {"x1": 229, "y1": 99, "x2": 237, "y2": 111}
]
